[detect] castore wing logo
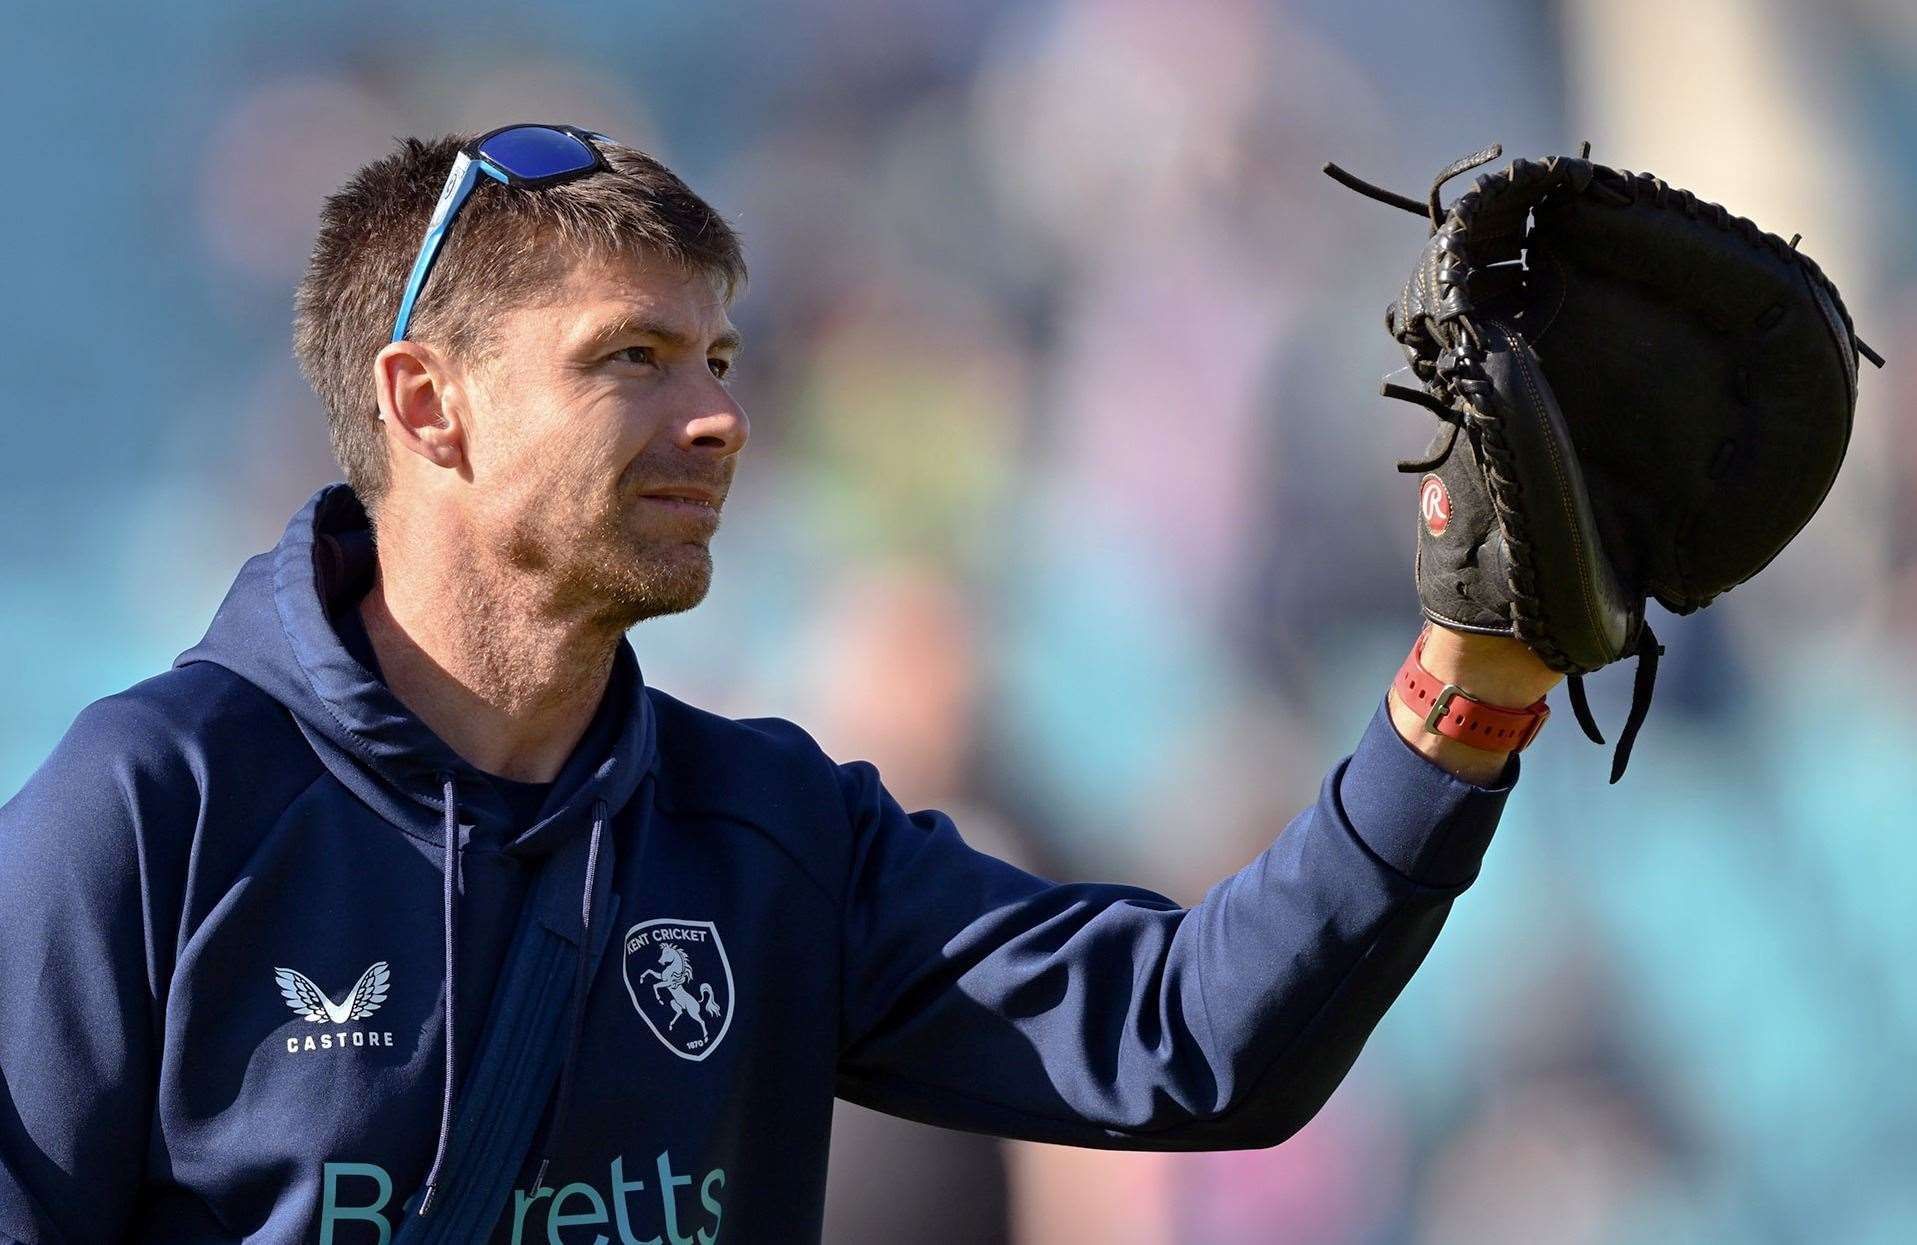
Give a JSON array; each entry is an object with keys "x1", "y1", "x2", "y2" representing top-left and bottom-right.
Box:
[{"x1": 274, "y1": 962, "x2": 390, "y2": 1024}]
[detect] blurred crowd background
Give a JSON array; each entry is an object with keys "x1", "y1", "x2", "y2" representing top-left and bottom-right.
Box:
[{"x1": 5, "y1": 1, "x2": 1916, "y2": 1241}]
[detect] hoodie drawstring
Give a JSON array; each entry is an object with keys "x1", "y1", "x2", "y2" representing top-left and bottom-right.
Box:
[
  {"x1": 416, "y1": 771, "x2": 463, "y2": 1216},
  {"x1": 527, "y1": 797, "x2": 608, "y2": 1195}
]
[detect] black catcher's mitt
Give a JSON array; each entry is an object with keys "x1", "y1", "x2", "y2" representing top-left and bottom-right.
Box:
[{"x1": 1325, "y1": 144, "x2": 1881, "y2": 781}]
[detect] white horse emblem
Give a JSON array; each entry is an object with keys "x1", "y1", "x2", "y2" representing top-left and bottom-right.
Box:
[{"x1": 621, "y1": 918, "x2": 734, "y2": 1060}]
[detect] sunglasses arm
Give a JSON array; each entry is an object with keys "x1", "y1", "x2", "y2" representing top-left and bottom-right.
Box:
[{"x1": 390, "y1": 152, "x2": 508, "y2": 342}]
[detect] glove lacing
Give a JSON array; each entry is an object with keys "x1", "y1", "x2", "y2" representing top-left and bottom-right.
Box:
[{"x1": 1566, "y1": 620, "x2": 1664, "y2": 784}]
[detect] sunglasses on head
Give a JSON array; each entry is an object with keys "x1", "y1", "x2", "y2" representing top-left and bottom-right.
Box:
[{"x1": 389, "y1": 122, "x2": 613, "y2": 344}]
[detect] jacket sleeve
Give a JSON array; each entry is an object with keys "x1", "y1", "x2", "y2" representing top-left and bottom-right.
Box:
[
  {"x1": 0, "y1": 696, "x2": 182, "y2": 1243},
  {"x1": 833, "y1": 691, "x2": 1516, "y2": 1150}
]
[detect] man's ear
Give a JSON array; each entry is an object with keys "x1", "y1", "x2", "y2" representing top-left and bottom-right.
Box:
[{"x1": 372, "y1": 340, "x2": 465, "y2": 469}]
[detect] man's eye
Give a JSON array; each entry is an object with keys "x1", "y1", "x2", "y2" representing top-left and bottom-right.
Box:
[
  {"x1": 612, "y1": 345, "x2": 655, "y2": 366},
  {"x1": 709, "y1": 358, "x2": 732, "y2": 380}
]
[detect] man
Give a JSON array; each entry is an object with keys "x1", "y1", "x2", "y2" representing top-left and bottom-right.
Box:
[{"x1": 0, "y1": 125, "x2": 1560, "y2": 1244}]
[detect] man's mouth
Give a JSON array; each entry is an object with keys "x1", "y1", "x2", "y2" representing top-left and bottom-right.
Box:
[
  {"x1": 639, "y1": 485, "x2": 723, "y2": 507},
  {"x1": 634, "y1": 485, "x2": 724, "y2": 523}
]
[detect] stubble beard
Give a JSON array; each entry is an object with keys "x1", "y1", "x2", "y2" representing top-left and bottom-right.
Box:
[{"x1": 505, "y1": 476, "x2": 717, "y2": 634}]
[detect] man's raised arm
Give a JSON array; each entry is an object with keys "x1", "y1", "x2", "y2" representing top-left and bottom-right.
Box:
[{"x1": 832, "y1": 626, "x2": 1557, "y2": 1149}]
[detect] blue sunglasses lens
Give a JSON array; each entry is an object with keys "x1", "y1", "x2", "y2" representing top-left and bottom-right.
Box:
[{"x1": 475, "y1": 126, "x2": 598, "y2": 180}]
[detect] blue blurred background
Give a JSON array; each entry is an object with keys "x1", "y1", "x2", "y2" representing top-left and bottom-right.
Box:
[{"x1": 5, "y1": 2, "x2": 1915, "y2": 1241}]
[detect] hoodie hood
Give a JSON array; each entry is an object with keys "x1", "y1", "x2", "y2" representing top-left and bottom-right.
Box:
[{"x1": 173, "y1": 481, "x2": 658, "y2": 854}]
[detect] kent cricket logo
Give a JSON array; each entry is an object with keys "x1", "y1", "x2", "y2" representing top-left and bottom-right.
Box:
[
  {"x1": 623, "y1": 919, "x2": 734, "y2": 1060},
  {"x1": 274, "y1": 961, "x2": 396, "y2": 1053}
]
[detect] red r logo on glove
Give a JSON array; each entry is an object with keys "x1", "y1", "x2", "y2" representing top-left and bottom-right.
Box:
[{"x1": 1419, "y1": 474, "x2": 1450, "y2": 536}]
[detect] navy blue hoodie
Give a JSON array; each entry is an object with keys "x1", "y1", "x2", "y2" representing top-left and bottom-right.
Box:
[{"x1": 0, "y1": 482, "x2": 1516, "y2": 1244}]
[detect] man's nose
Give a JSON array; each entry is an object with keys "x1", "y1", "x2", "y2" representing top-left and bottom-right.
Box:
[{"x1": 679, "y1": 381, "x2": 748, "y2": 456}]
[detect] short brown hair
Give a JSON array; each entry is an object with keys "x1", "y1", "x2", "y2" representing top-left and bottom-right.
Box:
[{"x1": 292, "y1": 131, "x2": 747, "y2": 521}]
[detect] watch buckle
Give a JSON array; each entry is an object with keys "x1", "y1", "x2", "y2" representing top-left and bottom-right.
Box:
[{"x1": 1422, "y1": 683, "x2": 1471, "y2": 734}]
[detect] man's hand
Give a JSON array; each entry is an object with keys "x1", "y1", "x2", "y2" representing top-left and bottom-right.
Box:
[{"x1": 1387, "y1": 626, "x2": 1563, "y2": 785}]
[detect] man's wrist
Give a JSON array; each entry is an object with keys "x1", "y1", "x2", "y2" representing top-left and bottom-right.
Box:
[
  {"x1": 1415, "y1": 624, "x2": 1563, "y2": 707},
  {"x1": 1387, "y1": 624, "x2": 1564, "y2": 784}
]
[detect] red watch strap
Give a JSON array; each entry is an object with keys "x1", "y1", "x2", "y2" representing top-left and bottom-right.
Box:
[{"x1": 1393, "y1": 627, "x2": 1550, "y2": 752}]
